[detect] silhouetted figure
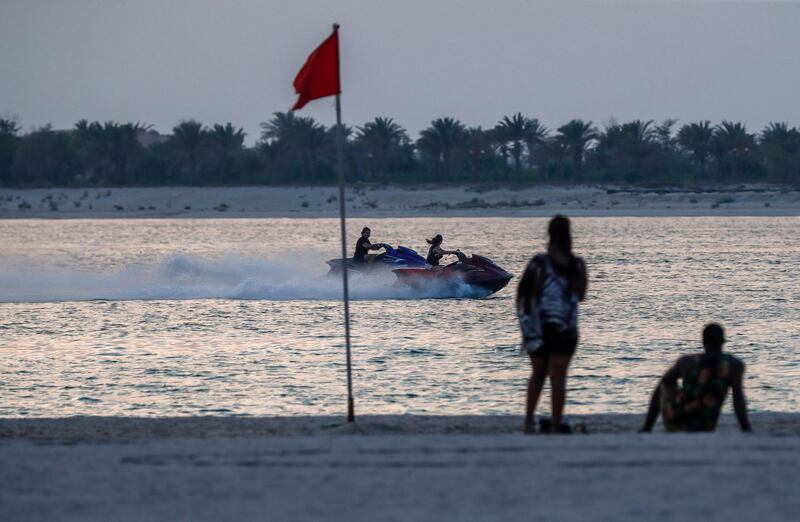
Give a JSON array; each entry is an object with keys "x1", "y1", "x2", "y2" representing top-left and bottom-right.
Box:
[
  {"x1": 517, "y1": 215, "x2": 587, "y2": 434},
  {"x1": 353, "y1": 227, "x2": 387, "y2": 265},
  {"x1": 425, "y1": 234, "x2": 461, "y2": 271},
  {"x1": 640, "y1": 323, "x2": 751, "y2": 432}
]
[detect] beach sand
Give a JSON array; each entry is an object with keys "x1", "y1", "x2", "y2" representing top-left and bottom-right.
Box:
[
  {"x1": 2, "y1": 414, "x2": 799, "y2": 521},
  {"x1": 1, "y1": 184, "x2": 799, "y2": 218}
]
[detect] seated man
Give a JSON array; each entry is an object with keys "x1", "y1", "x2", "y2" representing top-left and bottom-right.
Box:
[
  {"x1": 640, "y1": 323, "x2": 751, "y2": 433},
  {"x1": 353, "y1": 227, "x2": 386, "y2": 265}
]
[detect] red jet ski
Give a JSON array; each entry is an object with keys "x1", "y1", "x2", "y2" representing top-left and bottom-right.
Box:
[{"x1": 392, "y1": 251, "x2": 512, "y2": 295}]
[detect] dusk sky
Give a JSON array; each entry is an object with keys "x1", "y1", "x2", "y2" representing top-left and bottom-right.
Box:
[{"x1": 2, "y1": 0, "x2": 799, "y2": 143}]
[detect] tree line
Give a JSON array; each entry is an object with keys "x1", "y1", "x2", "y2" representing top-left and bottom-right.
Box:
[{"x1": 0, "y1": 113, "x2": 798, "y2": 187}]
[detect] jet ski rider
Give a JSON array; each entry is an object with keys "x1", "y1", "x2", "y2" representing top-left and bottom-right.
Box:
[
  {"x1": 425, "y1": 234, "x2": 461, "y2": 271},
  {"x1": 354, "y1": 227, "x2": 388, "y2": 265}
]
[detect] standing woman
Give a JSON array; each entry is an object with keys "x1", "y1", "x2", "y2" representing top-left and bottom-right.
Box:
[{"x1": 517, "y1": 215, "x2": 587, "y2": 434}]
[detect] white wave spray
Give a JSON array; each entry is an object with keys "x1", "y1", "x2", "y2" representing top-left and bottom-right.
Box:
[{"x1": 0, "y1": 254, "x2": 489, "y2": 303}]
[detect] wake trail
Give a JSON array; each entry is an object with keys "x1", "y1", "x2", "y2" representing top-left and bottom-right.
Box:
[{"x1": 0, "y1": 254, "x2": 489, "y2": 303}]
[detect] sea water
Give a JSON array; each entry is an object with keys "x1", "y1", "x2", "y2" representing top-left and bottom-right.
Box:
[{"x1": 0, "y1": 217, "x2": 798, "y2": 417}]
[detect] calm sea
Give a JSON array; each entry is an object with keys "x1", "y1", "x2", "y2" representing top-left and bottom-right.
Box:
[{"x1": 0, "y1": 217, "x2": 798, "y2": 417}]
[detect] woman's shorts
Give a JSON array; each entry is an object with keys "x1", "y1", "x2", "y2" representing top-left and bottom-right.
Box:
[{"x1": 533, "y1": 324, "x2": 578, "y2": 357}]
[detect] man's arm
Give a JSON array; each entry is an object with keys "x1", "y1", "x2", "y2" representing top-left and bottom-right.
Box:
[
  {"x1": 640, "y1": 360, "x2": 682, "y2": 432},
  {"x1": 640, "y1": 383, "x2": 662, "y2": 432},
  {"x1": 730, "y1": 359, "x2": 752, "y2": 432}
]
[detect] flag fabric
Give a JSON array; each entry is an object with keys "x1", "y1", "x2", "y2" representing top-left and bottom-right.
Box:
[{"x1": 292, "y1": 27, "x2": 341, "y2": 111}]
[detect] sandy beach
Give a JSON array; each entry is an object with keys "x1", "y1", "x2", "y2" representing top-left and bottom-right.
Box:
[
  {"x1": 1, "y1": 184, "x2": 799, "y2": 219},
  {"x1": 1, "y1": 414, "x2": 799, "y2": 521}
]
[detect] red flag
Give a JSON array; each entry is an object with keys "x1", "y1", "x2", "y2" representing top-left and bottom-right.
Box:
[{"x1": 292, "y1": 27, "x2": 341, "y2": 111}]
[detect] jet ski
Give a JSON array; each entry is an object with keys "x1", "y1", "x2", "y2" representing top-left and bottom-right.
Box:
[
  {"x1": 326, "y1": 244, "x2": 427, "y2": 275},
  {"x1": 392, "y1": 251, "x2": 513, "y2": 295}
]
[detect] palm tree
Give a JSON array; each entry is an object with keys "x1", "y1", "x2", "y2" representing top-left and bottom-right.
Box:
[
  {"x1": 170, "y1": 120, "x2": 206, "y2": 181},
  {"x1": 619, "y1": 120, "x2": 657, "y2": 170},
  {"x1": 540, "y1": 137, "x2": 569, "y2": 182},
  {"x1": 489, "y1": 125, "x2": 510, "y2": 178},
  {"x1": 463, "y1": 127, "x2": 494, "y2": 181},
  {"x1": 292, "y1": 116, "x2": 328, "y2": 181},
  {"x1": 73, "y1": 119, "x2": 98, "y2": 182},
  {"x1": 209, "y1": 123, "x2": 246, "y2": 181},
  {"x1": 0, "y1": 119, "x2": 19, "y2": 135},
  {"x1": 712, "y1": 121, "x2": 756, "y2": 180},
  {"x1": 417, "y1": 117, "x2": 467, "y2": 181},
  {"x1": 654, "y1": 119, "x2": 678, "y2": 149},
  {"x1": 108, "y1": 122, "x2": 145, "y2": 185},
  {"x1": 260, "y1": 111, "x2": 297, "y2": 146},
  {"x1": 327, "y1": 123, "x2": 353, "y2": 143},
  {"x1": 0, "y1": 118, "x2": 21, "y2": 184},
  {"x1": 677, "y1": 121, "x2": 714, "y2": 176},
  {"x1": 495, "y1": 113, "x2": 529, "y2": 177},
  {"x1": 211, "y1": 123, "x2": 245, "y2": 151},
  {"x1": 594, "y1": 119, "x2": 681, "y2": 183},
  {"x1": 325, "y1": 123, "x2": 356, "y2": 180},
  {"x1": 72, "y1": 120, "x2": 146, "y2": 185},
  {"x1": 258, "y1": 112, "x2": 329, "y2": 181},
  {"x1": 556, "y1": 119, "x2": 598, "y2": 180},
  {"x1": 760, "y1": 122, "x2": 800, "y2": 181},
  {"x1": 11, "y1": 125, "x2": 78, "y2": 186},
  {"x1": 253, "y1": 139, "x2": 282, "y2": 182},
  {"x1": 761, "y1": 122, "x2": 800, "y2": 153},
  {"x1": 355, "y1": 117, "x2": 409, "y2": 182},
  {"x1": 523, "y1": 118, "x2": 549, "y2": 171}
]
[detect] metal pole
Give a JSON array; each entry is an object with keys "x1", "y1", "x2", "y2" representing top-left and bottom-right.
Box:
[{"x1": 334, "y1": 44, "x2": 354, "y2": 422}]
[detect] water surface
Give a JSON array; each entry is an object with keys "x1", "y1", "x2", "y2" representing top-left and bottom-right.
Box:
[{"x1": 1, "y1": 217, "x2": 797, "y2": 416}]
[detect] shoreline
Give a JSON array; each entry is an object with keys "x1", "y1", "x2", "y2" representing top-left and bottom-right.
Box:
[
  {"x1": 2, "y1": 412, "x2": 798, "y2": 440},
  {"x1": 1, "y1": 183, "x2": 799, "y2": 219}
]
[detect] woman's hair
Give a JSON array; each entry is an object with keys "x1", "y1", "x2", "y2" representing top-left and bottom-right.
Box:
[
  {"x1": 548, "y1": 215, "x2": 572, "y2": 256},
  {"x1": 426, "y1": 234, "x2": 443, "y2": 246},
  {"x1": 549, "y1": 214, "x2": 584, "y2": 297},
  {"x1": 361, "y1": 227, "x2": 370, "y2": 234}
]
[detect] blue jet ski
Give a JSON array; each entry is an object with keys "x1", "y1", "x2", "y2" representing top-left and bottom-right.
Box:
[{"x1": 326, "y1": 244, "x2": 426, "y2": 275}]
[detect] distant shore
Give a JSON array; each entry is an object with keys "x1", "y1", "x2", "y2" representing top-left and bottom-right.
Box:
[
  {"x1": 2, "y1": 413, "x2": 798, "y2": 521},
  {"x1": 1, "y1": 183, "x2": 799, "y2": 219}
]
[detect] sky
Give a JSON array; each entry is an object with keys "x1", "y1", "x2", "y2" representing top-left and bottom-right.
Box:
[{"x1": 1, "y1": 0, "x2": 799, "y2": 144}]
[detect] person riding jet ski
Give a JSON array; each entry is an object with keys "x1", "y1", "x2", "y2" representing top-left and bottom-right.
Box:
[
  {"x1": 354, "y1": 227, "x2": 389, "y2": 266},
  {"x1": 393, "y1": 236, "x2": 512, "y2": 294},
  {"x1": 425, "y1": 234, "x2": 462, "y2": 271}
]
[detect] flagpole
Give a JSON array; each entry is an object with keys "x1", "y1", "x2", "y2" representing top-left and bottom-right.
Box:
[{"x1": 332, "y1": 24, "x2": 355, "y2": 423}]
